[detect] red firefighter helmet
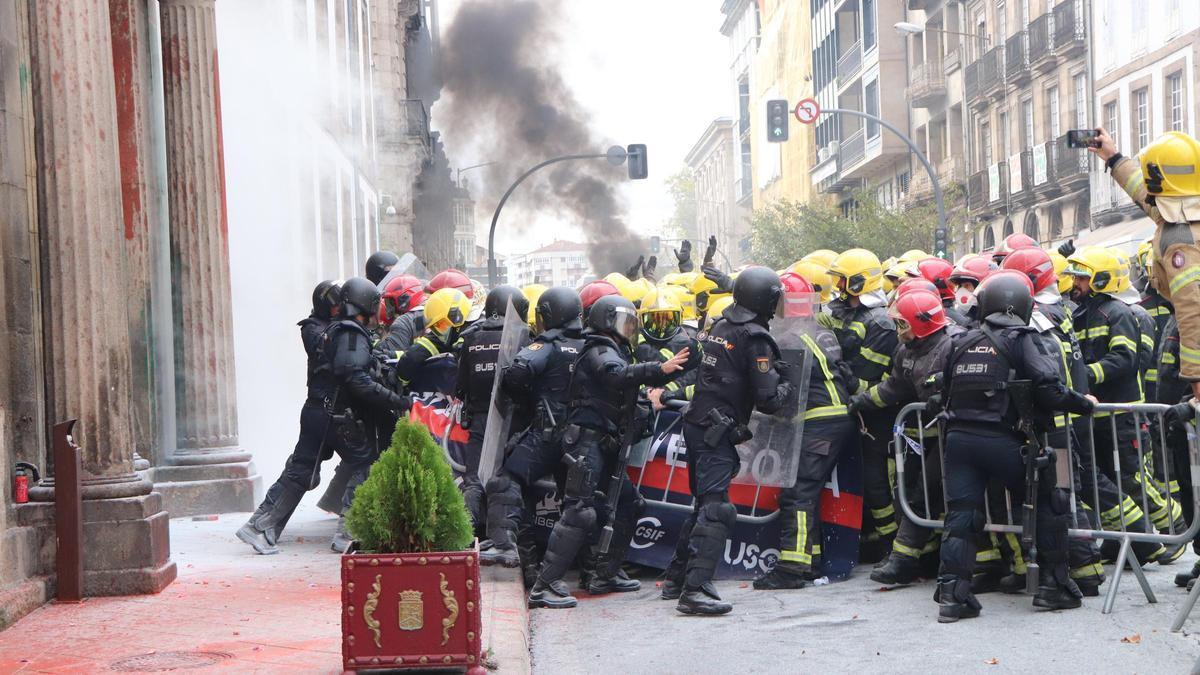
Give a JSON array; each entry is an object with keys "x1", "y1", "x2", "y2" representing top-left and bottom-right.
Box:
[
  {"x1": 913, "y1": 257, "x2": 955, "y2": 301},
  {"x1": 427, "y1": 269, "x2": 474, "y2": 297},
  {"x1": 889, "y1": 289, "x2": 949, "y2": 339},
  {"x1": 580, "y1": 279, "x2": 621, "y2": 311},
  {"x1": 1000, "y1": 247, "x2": 1058, "y2": 295},
  {"x1": 949, "y1": 254, "x2": 996, "y2": 288},
  {"x1": 778, "y1": 271, "x2": 816, "y2": 317},
  {"x1": 895, "y1": 277, "x2": 939, "y2": 298},
  {"x1": 378, "y1": 274, "x2": 425, "y2": 326},
  {"x1": 993, "y1": 233, "x2": 1038, "y2": 262}
]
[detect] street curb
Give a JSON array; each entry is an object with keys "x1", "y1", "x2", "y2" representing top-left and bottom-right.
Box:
[{"x1": 481, "y1": 565, "x2": 530, "y2": 673}]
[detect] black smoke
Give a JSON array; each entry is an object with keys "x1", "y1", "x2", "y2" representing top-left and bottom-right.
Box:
[{"x1": 438, "y1": 0, "x2": 645, "y2": 275}]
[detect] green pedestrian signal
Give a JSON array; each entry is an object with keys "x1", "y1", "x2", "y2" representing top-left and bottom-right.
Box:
[{"x1": 767, "y1": 100, "x2": 789, "y2": 143}]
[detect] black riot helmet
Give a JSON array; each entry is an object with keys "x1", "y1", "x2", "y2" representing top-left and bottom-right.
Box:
[
  {"x1": 537, "y1": 286, "x2": 584, "y2": 332},
  {"x1": 976, "y1": 270, "x2": 1035, "y2": 327},
  {"x1": 586, "y1": 294, "x2": 639, "y2": 346},
  {"x1": 341, "y1": 276, "x2": 382, "y2": 319},
  {"x1": 312, "y1": 279, "x2": 342, "y2": 320},
  {"x1": 365, "y1": 250, "x2": 400, "y2": 285},
  {"x1": 731, "y1": 266, "x2": 784, "y2": 321},
  {"x1": 483, "y1": 285, "x2": 529, "y2": 322}
]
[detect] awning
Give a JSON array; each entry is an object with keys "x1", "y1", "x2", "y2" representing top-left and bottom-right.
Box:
[{"x1": 1052, "y1": 217, "x2": 1157, "y2": 255}]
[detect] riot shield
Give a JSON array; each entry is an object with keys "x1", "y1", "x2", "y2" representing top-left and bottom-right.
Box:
[
  {"x1": 476, "y1": 302, "x2": 528, "y2": 482},
  {"x1": 727, "y1": 306, "x2": 818, "y2": 488}
]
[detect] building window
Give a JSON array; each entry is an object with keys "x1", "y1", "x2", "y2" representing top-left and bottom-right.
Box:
[
  {"x1": 980, "y1": 121, "x2": 993, "y2": 167},
  {"x1": 1021, "y1": 98, "x2": 1034, "y2": 149},
  {"x1": 999, "y1": 111, "x2": 1009, "y2": 158},
  {"x1": 1073, "y1": 74, "x2": 1087, "y2": 128},
  {"x1": 1045, "y1": 86, "x2": 1060, "y2": 140},
  {"x1": 863, "y1": 0, "x2": 877, "y2": 51},
  {"x1": 1133, "y1": 87, "x2": 1149, "y2": 153},
  {"x1": 997, "y1": 0, "x2": 1007, "y2": 43},
  {"x1": 1168, "y1": 72, "x2": 1184, "y2": 132},
  {"x1": 898, "y1": 170, "x2": 910, "y2": 194},
  {"x1": 865, "y1": 80, "x2": 880, "y2": 139},
  {"x1": 1104, "y1": 101, "x2": 1119, "y2": 148}
]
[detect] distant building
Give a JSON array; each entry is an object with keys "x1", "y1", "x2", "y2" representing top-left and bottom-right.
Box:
[
  {"x1": 507, "y1": 241, "x2": 591, "y2": 288},
  {"x1": 452, "y1": 182, "x2": 477, "y2": 268},
  {"x1": 685, "y1": 118, "x2": 750, "y2": 267},
  {"x1": 719, "y1": 0, "x2": 759, "y2": 212}
]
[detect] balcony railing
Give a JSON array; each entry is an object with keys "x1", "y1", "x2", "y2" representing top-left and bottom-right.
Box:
[
  {"x1": 381, "y1": 100, "x2": 431, "y2": 150},
  {"x1": 1005, "y1": 31, "x2": 1031, "y2": 83},
  {"x1": 907, "y1": 59, "x2": 947, "y2": 108},
  {"x1": 1028, "y1": 13, "x2": 1057, "y2": 70},
  {"x1": 1054, "y1": 133, "x2": 1090, "y2": 179},
  {"x1": 991, "y1": 160, "x2": 1009, "y2": 203},
  {"x1": 1019, "y1": 149, "x2": 1035, "y2": 194},
  {"x1": 837, "y1": 41, "x2": 863, "y2": 87},
  {"x1": 1053, "y1": 1, "x2": 1087, "y2": 54},
  {"x1": 965, "y1": 60, "x2": 980, "y2": 103},
  {"x1": 840, "y1": 129, "x2": 866, "y2": 170},
  {"x1": 979, "y1": 46, "x2": 1005, "y2": 99}
]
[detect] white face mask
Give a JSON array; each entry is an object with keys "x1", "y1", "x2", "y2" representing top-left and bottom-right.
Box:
[{"x1": 955, "y1": 286, "x2": 977, "y2": 310}]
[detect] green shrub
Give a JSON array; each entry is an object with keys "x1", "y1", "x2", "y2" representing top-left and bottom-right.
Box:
[{"x1": 344, "y1": 419, "x2": 473, "y2": 553}]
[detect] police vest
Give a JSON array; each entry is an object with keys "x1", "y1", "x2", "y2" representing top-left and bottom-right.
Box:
[
  {"x1": 687, "y1": 316, "x2": 780, "y2": 427},
  {"x1": 945, "y1": 328, "x2": 1018, "y2": 429},
  {"x1": 457, "y1": 320, "x2": 506, "y2": 412}
]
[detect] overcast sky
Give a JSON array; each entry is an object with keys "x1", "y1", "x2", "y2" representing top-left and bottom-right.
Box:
[{"x1": 435, "y1": 0, "x2": 731, "y2": 256}]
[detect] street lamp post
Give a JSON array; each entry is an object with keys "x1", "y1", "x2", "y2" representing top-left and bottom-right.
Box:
[{"x1": 456, "y1": 161, "x2": 497, "y2": 187}]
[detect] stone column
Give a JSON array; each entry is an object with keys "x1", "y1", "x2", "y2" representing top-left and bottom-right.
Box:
[
  {"x1": 25, "y1": 0, "x2": 174, "y2": 596},
  {"x1": 155, "y1": 0, "x2": 258, "y2": 515}
]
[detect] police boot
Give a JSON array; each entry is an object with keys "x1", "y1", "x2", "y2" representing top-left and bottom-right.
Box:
[
  {"x1": 236, "y1": 480, "x2": 305, "y2": 555},
  {"x1": 1032, "y1": 560, "x2": 1083, "y2": 611},
  {"x1": 870, "y1": 552, "x2": 921, "y2": 586},
  {"x1": 676, "y1": 584, "x2": 732, "y2": 616},
  {"x1": 587, "y1": 517, "x2": 641, "y2": 594},
  {"x1": 527, "y1": 578, "x2": 578, "y2": 609},
  {"x1": 480, "y1": 476, "x2": 523, "y2": 568},
  {"x1": 661, "y1": 517, "x2": 696, "y2": 600},
  {"x1": 480, "y1": 526, "x2": 520, "y2": 568},
  {"x1": 969, "y1": 565, "x2": 1006, "y2": 595},
  {"x1": 1158, "y1": 537, "x2": 1188, "y2": 565},
  {"x1": 331, "y1": 517, "x2": 353, "y2": 553},
  {"x1": 936, "y1": 578, "x2": 982, "y2": 623},
  {"x1": 753, "y1": 563, "x2": 812, "y2": 590},
  {"x1": 1176, "y1": 560, "x2": 1200, "y2": 587},
  {"x1": 316, "y1": 461, "x2": 353, "y2": 515},
  {"x1": 460, "y1": 478, "x2": 485, "y2": 535},
  {"x1": 998, "y1": 573, "x2": 1026, "y2": 595}
]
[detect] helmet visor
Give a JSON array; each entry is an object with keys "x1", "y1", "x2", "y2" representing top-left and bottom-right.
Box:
[
  {"x1": 778, "y1": 291, "x2": 818, "y2": 318},
  {"x1": 612, "y1": 305, "x2": 640, "y2": 344},
  {"x1": 641, "y1": 309, "x2": 681, "y2": 341}
]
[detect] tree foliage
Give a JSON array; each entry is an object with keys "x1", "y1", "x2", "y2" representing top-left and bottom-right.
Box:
[
  {"x1": 749, "y1": 186, "x2": 962, "y2": 270},
  {"x1": 345, "y1": 419, "x2": 473, "y2": 554},
  {"x1": 662, "y1": 168, "x2": 698, "y2": 241}
]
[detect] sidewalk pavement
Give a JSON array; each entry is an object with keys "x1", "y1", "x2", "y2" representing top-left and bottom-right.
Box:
[{"x1": 0, "y1": 503, "x2": 530, "y2": 674}]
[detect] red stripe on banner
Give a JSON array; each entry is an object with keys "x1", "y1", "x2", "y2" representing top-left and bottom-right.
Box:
[
  {"x1": 629, "y1": 459, "x2": 781, "y2": 512},
  {"x1": 408, "y1": 399, "x2": 470, "y2": 443},
  {"x1": 820, "y1": 488, "x2": 863, "y2": 530}
]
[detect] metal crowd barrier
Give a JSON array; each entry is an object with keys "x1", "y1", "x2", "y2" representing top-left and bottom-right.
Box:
[{"x1": 892, "y1": 401, "x2": 1200, "y2": 628}]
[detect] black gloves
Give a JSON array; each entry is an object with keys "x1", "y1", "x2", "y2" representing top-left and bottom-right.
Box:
[
  {"x1": 1165, "y1": 399, "x2": 1197, "y2": 430},
  {"x1": 702, "y1": 264, "x2": 733, "y2": 294},
  {"x1": 847, "y1": 392, "x2": 872, "y2": 415},
  {"x1": 924, "y1": 394, "x2": 943, "y2": 416},
  {"x1": 644, "y1": 255, "x2": 658, "y2": 281},
  {"x1": 675, "y1": 240, "x2": 694, "y2": 273},
  {"x1": 1057, "y1": 239, "x2": 1075, "y2": 259},
  {"x1": 626, "y1": 255, "x2": 645, "y2": 280},
  {"x1": 703, "y1": 236, "x2": 718, "y2": 266}
]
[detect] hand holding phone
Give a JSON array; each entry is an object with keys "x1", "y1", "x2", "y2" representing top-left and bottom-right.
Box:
[{"x1": 1067, "y1": 129, "x2": 1099, "y2": 149}]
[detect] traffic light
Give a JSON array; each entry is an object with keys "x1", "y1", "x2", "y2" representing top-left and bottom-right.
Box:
[
  {"x1": 934, "y1": 228, "x2": 949, "y2": 259},
  {"x1": 650, "y1": 236, "x2": 661, "y2": 254},
  {"x1": 767, "y1": 99, "x2": 789, "y2": 143},
  {"x1": 627, "y1": 144, "x2": 648, "y2": 180}
]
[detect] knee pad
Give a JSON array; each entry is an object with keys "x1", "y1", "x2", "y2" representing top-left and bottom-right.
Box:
[
  {"x1": 700, "y1": 499, "x2": 737, "y2": 529},
  {"x1": 945, "y1": 509, "x2": 983, "y2": 539},
  {"x1": 486, "y1": 474, "x2": 515, "y2": 496},
  {"x1": 560, "y1": 503, "x2": 597, "y2": 532}
]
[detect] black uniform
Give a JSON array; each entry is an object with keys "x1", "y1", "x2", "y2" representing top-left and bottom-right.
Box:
[
  {"x1": 484, "y1": 328, "x2": 584, "y2": 563},
  {"x1": 825, "y1": 297, "x2": 899, "y2": 544},
  {"x1": 673, "y1": 311, "x2": 794, "y2": 596},
  {"x1": 635, "y1": 329, "x2": 700, "y2": 396},
  {"x1": 533, "y1": 332, "x2": 675, "y2": 591},
  {"x1": 374, "y1": 309, "x2": 425, "y2": 360},
  {"x1": 938, "y1": 318, "x2": 1094, "y2": 618},
  {"x1": 454, "y1": 319, "x2": 530, "y2": 528}
]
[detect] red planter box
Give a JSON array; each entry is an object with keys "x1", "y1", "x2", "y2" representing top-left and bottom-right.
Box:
[{"x1": 341, "y1": 547, "x2": 483, "y2": 672}]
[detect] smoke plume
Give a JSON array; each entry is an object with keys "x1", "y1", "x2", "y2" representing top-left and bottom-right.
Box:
[{"x1": 438, "y1": 0, "x2": 645, "y2": 276}]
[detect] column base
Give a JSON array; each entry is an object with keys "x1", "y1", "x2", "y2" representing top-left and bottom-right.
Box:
[
  {"x1": 14, "y1": 491, "x2": 177, "y2": 598},
  {"x1": 151, "y1": 447, "x2": 261, "y2": 517},
  {"x1": 0, "y1": 521, "x2": 52, "y2": 630}
]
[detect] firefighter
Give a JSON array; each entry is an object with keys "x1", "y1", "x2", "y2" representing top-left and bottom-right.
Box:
[
  {"x1": 936, "y1": 271, "x2": 1097, "y2": 622},
  {"x1": 454, "y1": 285, "x2": 531, "y2": 531},
  {"x1": 991, "y1": 233, "x2": 1038, "y2": 265},
  {"x1": 947, "y1": 254, "x2": 996, "y2": 325},
  {"x1": 911, "y1": 257, "x2": 968, "y2": 326},
  {"x1": 527, "y1": 295, "x2": 688, "y2": 609},
  {"x1": 1065, "y1": 247, "x2": 1181, "y2": 563},
  {"x1": 849, "y1": 288, "x2": 959, "y2": 585},
  {"x1": 752, "y1": 273, "x2": 856, "y2": 590},
  {"x1": 1092, "y1": 128, "x2": 1200, "y2": 400},
  {"x1": 636, "y1": 285, "x2": 701, "y2": 401},
  {"x1": 824, "y1": 248, "x2": 899, "y2": 559},
  {"x1": 664, "y1": 267, "x2": 795, "y2": 616},
  {"x1": 237, "y1": 281, "x2": 347, "y2": 554}
]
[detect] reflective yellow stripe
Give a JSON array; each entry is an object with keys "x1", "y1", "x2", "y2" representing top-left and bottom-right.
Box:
[
  {"x1": 871, "y1": 505, "x2": 895, "y2": 519},
  {"x1": 1088, "y1": 362, "x2": 1105, "y2": 384},
  {"x1": 659, "y1": 348, "x2": 675, "y2": 360},
  {"x1": 1075, "y1": 326, "x2": 1110, "y2": 340},
  {"x1": 812, "y1": 544, "x2": 822, "y2": 556},
  {"x1": 877, "y1": 521, "x2": 898, "y2": 535},
  {"x1": 414, "y1": 336, "x2": 438, "y2": 356},
  {"x1": 1124, "y1": 170, "x2": 1145, "y2": 194},
  {"x1": 665, "y1": 381, "x2": 680, "y2": 392},
  {"x1": 781, "y1": 511, "x2": 812, "y2": 564},
  {"x1": 903, "y1": 426, "x2": 939, "y2": 439},
  {"x1": 892, "y1": 541, "x2": 922, "y2": 559},
  {"x1": 1108, "y1": 335, "x2": 1137, "y2": 351},
  {"x1": 1169, "y1": 266, "x2": 1200, "y2": 294},
  {"x1": 1140, "y1": 333, "x2": 1156, "y2": 349},
  {"x1": 801, "y1": 334, "x2": 844, "y2": 408},
  {"x1": 975, "y1": 548, "x2": 1002, "y2": 562},
  {"x1": 857, "y1": 378, "x2": 870, "y2": 394},
  {"x1": 869, "y1": 386, "x2": 886, "y2": 408},
  {"x1": 1163, "y1": 352, "x2": 1178, "y2": 364},
  {"x1": 1181, "y1": 344, "x2": 1200, "y2": 365},
  {"x1": 920, "y1": 538, "x2": 941, "y2": 555},
  {"x1": 847, "y1": 321, "x2": 867, "y2": 339},
  {"x1": 1004, "y1": 533, "x2": 1027, "y2": 575},
  {"x1": 861, "y1": 347, "x2": 892, "y2": 367},
  {"x1": 804, "y1": 404, "x2": 849, "y2": 421},
  {"x1": 1070, "y1": 562, "x2": 1104, "y2": 579},
  {"x1": 1146, "y1": 369, "x2": 1158, "y2": 382}
]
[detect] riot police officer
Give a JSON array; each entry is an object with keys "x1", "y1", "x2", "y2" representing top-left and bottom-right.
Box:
[
  {"x1": 527, "y1": 295, "x2": 689, "y2": 609},
  {"x1": 237, "y1": 281, "x2": 345, "y2": 554},
  {"x1": 454, "y1": 286, "x2": 531, "y2": 531},
  {"x1": 481, "y1": 287, "x2": 584, "y2": 583},
  {"x1": 937, "y1": 271, "x2": 1096, "y2": 622},
  {"x1": 365, "y1": 250, "x2": 400, "y2": 285},
  {"x1": 668, "y1": 267, "x2": 796, "y2": 616}
]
